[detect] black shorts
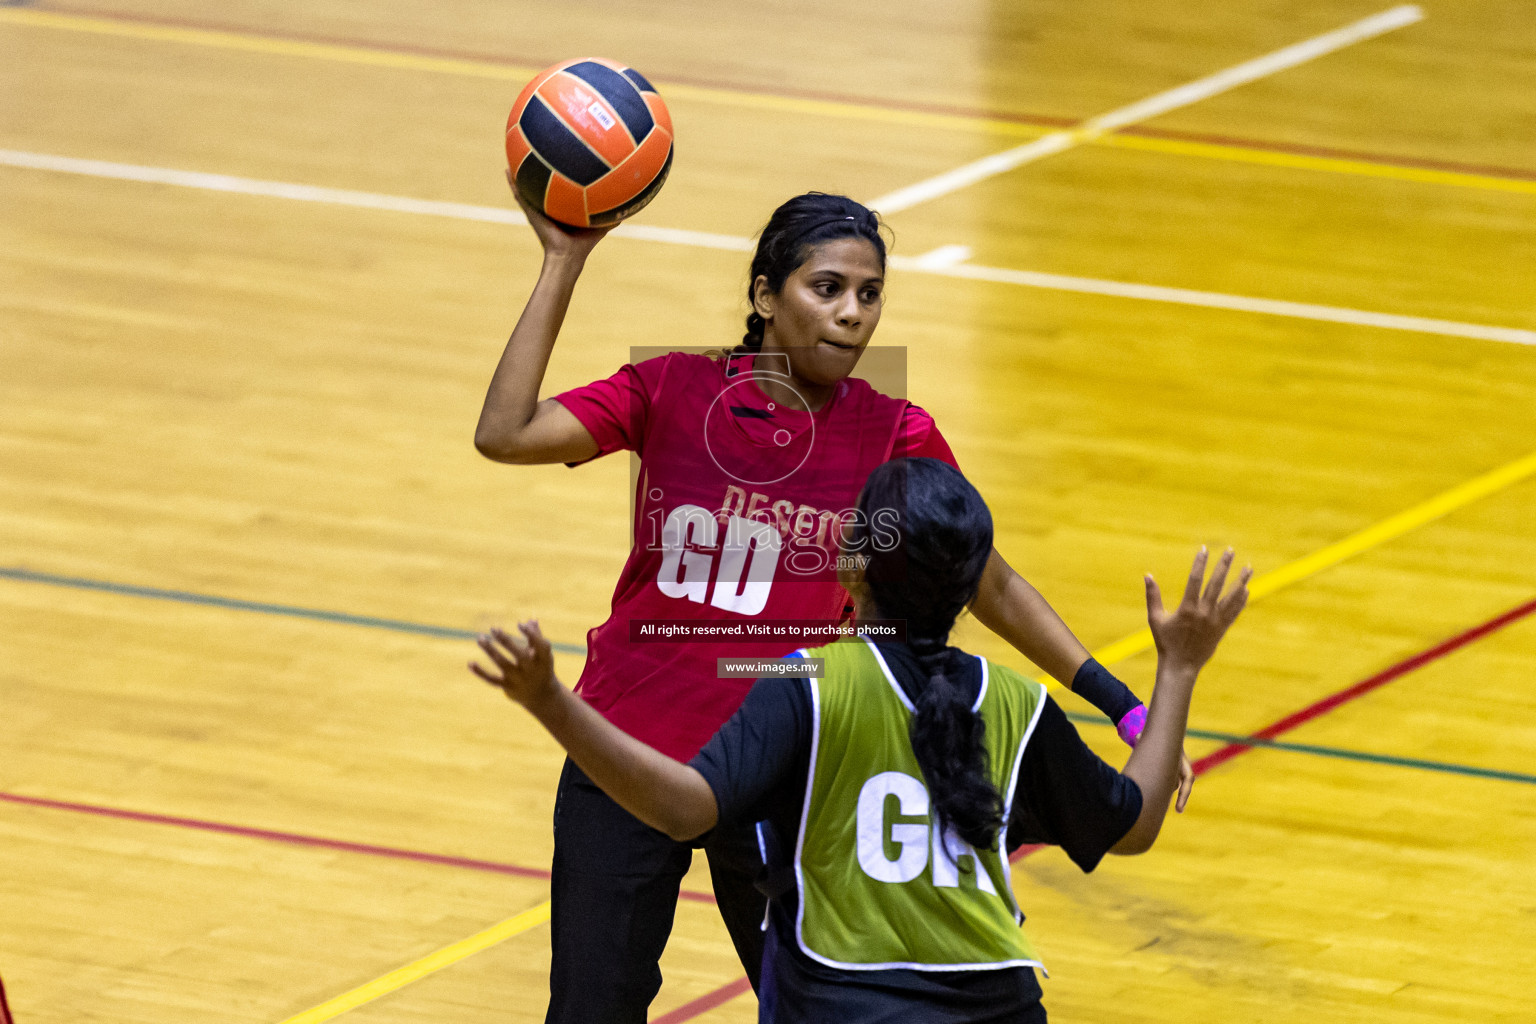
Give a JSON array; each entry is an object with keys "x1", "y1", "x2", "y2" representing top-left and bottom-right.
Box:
[
  {"x1": 544, "y1": 758, "x2": 766, "y2": 1024},
  {"x1": 761, "y1": 916, "x2": 1048, "y2": 1024}
]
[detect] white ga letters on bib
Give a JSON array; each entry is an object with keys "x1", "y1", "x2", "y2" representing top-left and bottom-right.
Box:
[{"x1": 854, "y1": 771, "x2": 995, "y2": 892}]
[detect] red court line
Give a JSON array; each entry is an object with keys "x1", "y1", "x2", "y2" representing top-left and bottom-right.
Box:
[
  {"x1": 10, "y1": 602, "x2": 1522, "y2": 1021},
  {"x1": 1193, "y1": 597, "x2": 1536, "y2": 775},
  {"x1": 43, "y1": 3, "x2": 1071, "y2": 130},
  {"x1": 0, "y1": 791, "x2": 721, "y2": 904},
  {"x1": 588, "y1": 599, "x2": 1536, "y2": 1019},
  {"x1": 649, "y1": 977, "x2": 755, "y2": 1024},
  {"x1": 1011, "y1": 597, "x2": 1536, "y2": 862},
  {"x1": 42, "y1": 4, "x2": 1536, "y2": 185}
]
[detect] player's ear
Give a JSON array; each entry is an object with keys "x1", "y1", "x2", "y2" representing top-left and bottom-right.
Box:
[{"x1": 751, "y1": 275, "x2": 776, "y2": 321}]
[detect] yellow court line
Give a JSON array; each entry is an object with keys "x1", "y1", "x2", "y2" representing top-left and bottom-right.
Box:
[
  {"x1": 1098, "y1": 134, "x2": 1536, "y2": 196},
  {"x1": 0, "y1": 7, "x2": 539, "y2": 81},
  {"x1": 269, "y1": 459, "x2": 1536, "y2": 1017},
  {"x1": 6, "y1": 7, "x2": 1536, "y2": 192},
  {"x1": 0, "y1": 7, "x2": 1043, "y2": 138},
  {"x1": 662, "y1": 83, "x2": 1048, "y2": 137},
  {"x1": 1079, "y1": 448, "x2": 1536, "y2": 674},
  {"x1": 277, "y1": 900, "x2": 551, "y2": 1024}
]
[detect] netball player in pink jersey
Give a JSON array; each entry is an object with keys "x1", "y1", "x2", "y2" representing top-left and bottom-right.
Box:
[{"x1": 475, "y1": 185, "x2": 1192, "y2": 1024}]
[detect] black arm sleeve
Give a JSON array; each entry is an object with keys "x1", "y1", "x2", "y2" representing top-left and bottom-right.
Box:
[
  {"x1": 1007, "y1": 697, "x2": 1143, "y2": 873},
  {"x1": 688, "y1": 675, "x2": 812, "y2": 829},
  {"x1": 1070, "y1": 657, "x2": 1142, "y2": 724}
]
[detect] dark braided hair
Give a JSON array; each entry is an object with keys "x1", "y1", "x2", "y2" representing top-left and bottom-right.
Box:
[
  {"x1": 850, "y1": 458, "x2": 1000, "y2": 850},
  {"x1": 741, "y1": 193, "x2": 888, "y2": 350}
]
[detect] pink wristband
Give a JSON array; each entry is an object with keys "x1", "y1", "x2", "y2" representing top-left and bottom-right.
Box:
[{"x1": 1116, "y1": 704, "x2": 1147, "y2": 747}]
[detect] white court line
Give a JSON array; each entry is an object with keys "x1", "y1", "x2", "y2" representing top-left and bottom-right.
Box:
[
  {"x1": 894, "y1": 259, "x2": 1536, "y2": 348},
  {"x1": 0, "y1": 149, "x2": 530, "y2": 223},
  {"x1": 866, "y1": 4, "x2": 1424, "y2": 214},
  {"x1": 910, "y1": 244, "x2": 974, "y2": 269},
  {"x1": 0, "y1": 149, "x2": 756, "y2": 253},
  {"x1": 5, "y1": 147, "x2": 1534, "y2": 348}
]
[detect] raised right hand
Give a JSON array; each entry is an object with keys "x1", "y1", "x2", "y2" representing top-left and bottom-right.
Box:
[
  {"x1": 1145, "y1": 547, "x2": 1251, "y2": 675},
  {"x1": 508, "y1": 170, "x2": 613, "y2": 261}
]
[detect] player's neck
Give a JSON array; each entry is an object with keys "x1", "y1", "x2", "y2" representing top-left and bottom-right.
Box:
[
  {"x1": 849, "y1": 590, "x2": 879, "y2": 627},
  {"x1": 750, "y1": 344, "x2": 839, "y2": 412},
  {"x1": 754, "y1": 373, "x2": 832, "y2": 413}
]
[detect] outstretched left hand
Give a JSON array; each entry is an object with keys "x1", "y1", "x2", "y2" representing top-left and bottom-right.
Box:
[{"x1": 470, "y1": 622, "x2": 559, "y2": 711}]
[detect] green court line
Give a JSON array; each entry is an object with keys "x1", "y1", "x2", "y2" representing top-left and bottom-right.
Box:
[
  {"x1": 1063, "y1": 711, "x2": 1536, "y2": 786},
  {"x1": 0, "y1": 566, "x2": 588, "y2": 655},
  {"x1": 8, "y1": 565, "x2": 1533, "y2": 789},
  {"x1": 13, "y1": 562, "x2": 1523, "y2": 784}
]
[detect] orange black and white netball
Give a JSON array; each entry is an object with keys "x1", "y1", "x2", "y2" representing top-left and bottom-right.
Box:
[{"x1": 506, "y1": 58, "x2": 674, "y2": 229}]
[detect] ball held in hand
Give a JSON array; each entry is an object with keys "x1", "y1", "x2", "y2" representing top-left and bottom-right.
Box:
[{"x1": 506, "y1": 58, "x2": 674, "y2": 229}]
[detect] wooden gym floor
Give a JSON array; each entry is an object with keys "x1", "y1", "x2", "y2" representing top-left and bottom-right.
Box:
[{"x1": 2, "y1": 1, "x2": 1534, "y2": 1021}]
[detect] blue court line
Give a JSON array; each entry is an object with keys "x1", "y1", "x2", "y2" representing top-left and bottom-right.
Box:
[
  {"x1": 1064, "y1": 711, "x2": 1536, "y2": 786},
  {"x1": 0, "y1": 566, "x2": 589, "y2": 655}
]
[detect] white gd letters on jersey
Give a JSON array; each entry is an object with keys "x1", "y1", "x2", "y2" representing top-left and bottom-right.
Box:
[{"x1": 655, "y1": 503, "x2": 783, "y2": 616}]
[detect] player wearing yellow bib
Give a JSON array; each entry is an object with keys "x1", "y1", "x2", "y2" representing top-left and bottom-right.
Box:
[{"x1": 471, "y1": 458, "x2": 1250, "y2": 1021}]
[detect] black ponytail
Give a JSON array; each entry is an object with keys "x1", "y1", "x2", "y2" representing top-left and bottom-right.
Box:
[
  {"x1": 850, "y1": 458, "x2": 1000, "y2": 849},
  {"x1": 742, "y1": 312, "x2": 767, "y2": 350},
  {"x1": 741, "y1": 193, "x2": 888, "y2": 351},
  {"x1": 909, "y1": 637, "x2": 1004, "y2": 850}
]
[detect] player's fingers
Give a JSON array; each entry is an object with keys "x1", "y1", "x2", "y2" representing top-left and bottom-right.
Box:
[
  {"x1": 1219, "y1": 567, "x2": 1253, "y2": 618},
  {"x1": 1144, "y1": 574, "x2": 1165, "y2": 621},
  {"x1": 492, "y1": 626, "x2": 530, "y2": 662},
  {"x1": 1230, "y1": 565, "x2": 1253, "y2": 600},
  {"x1": 1181, "y1": 547, "x2": 1208, "y2": 608},
  {"x1": 1203, "y1": 548, "x2": 1234, "y2": 607},
  {"x1": 479, "y1": 632, "x2": 518, "y2": 671},
  {"x1": 469, "y1": 660, "x2": 503, "y2": 686},
  {"x1": 1221, "y1": 576, "x2": 1252, "y2": 626},
  {"x1": 510, "y1": 180, "x2": 541, "y2": 223},
  {"x1": 510, "y1": 181, "x2": 536, "y2": 213},
  {"x1": 1176, "y1": 764, "x2": 1194, "y2": 813},
  {"x1": 521, "y1": 620, "x2": 552, "y2": 660},
  {"x1": 510, "y1": 188, "x2": 560, "y2": 238}
]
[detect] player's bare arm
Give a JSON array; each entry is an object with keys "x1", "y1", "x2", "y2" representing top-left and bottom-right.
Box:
[
  {"x1": 470, "y1": 623, "x2": 720, "y2": 841},
  {"x1": 973, "y1": 547, "x2": 1200, "y2": 809},
  {"x1": 1113, "y1": 548, "x2": 1250, "y2": 854},
  {"x1": 971, "y1": 549, "x2": 1093, "y2": 686},
  {"x1": 474, "y1": 182, "x2": 611, "y2": 465}
]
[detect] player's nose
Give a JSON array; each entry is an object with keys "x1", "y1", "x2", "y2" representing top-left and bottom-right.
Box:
[{"x1": 834, "y1": 294, "x2": 862, "y2": 328}]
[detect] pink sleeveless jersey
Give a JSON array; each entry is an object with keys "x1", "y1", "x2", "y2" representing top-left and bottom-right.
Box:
[{"x1": 555, "y1": 351, "x2": 957, "y2": 760}]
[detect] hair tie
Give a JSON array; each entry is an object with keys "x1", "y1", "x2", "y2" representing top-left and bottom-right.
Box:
[{"x1": 785, "y1": 213, "x2": 861, "y2": 251}]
